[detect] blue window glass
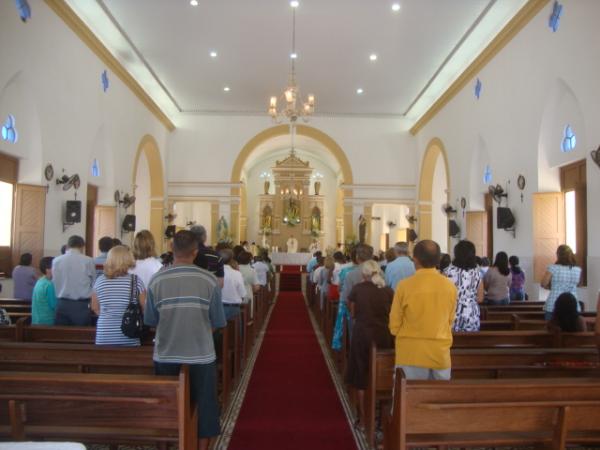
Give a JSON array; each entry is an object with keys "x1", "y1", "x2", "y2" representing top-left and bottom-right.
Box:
[
  {"x1": 549, "y1": 1, "x2": 562, "y2": 33},
  {"x1": 15, "y1": 0, "x2": 31, "y2": 22},
  {"x1": 101, "y1": 70, "x2": 109, "y2": 92},
  {"x1": 91, "y1": 159, "x2": 100, "y2": 177},
  {"x1": 474, "y1": 78, "x2": 482, "y2": 99},
  {"x1": 1, "y1": 115, "x2": 18, "y2": 144},
  {"x1": 561, "y1": 125, "x2": 576, "y2": 152},
  {"x1": 483, "y1": 165, "x2": 492, "y2": 185}
]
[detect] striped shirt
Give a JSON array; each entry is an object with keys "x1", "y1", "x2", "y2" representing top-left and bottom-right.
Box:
[
  {"x1": 94, "y1": 274, "x2": 145, "y2": 346},
  {"x1": 144, "y1": 265, "x2": 226, "y2": 364}
]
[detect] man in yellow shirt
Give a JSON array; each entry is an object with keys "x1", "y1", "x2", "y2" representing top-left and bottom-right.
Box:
[{"x1": 389, "y1": 240, "x2": 457, "y2": 380}]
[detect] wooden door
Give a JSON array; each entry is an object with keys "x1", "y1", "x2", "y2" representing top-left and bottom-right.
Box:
[
  {"x1": 85, "y1": 185, "x2": 98, "y2": 256},
  {"x1": 93, "y1": 206, "x2": 116, "y2": 257},
  {"x1": 466, "y1": 211, "x2": 488, "y2": 258},
  {"x1": 12, "y1": 184, "x2": 46, "y2": 268},
  {"x1": 484, "y1": 193, "x2": 494, "y2": 258},
  {"x1": 532, "y1": 192, "x2": 565, "y2": 282}
]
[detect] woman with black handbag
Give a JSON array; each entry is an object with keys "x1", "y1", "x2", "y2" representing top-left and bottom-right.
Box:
[{"x1": 92, "y1": 245, "x2": 146, "y2": 346}]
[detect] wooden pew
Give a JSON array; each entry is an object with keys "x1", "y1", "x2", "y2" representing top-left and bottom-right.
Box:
[
  {"x1": 0, "y1": 325, "x2": 16, "y2": 341},
  {"x1": 364, "y1": 344, "x2": 600, "y2": 449},
  {"x1": 0, "y1": 369, "x2": 198, "y2": 449},
  {"x1": 452, "y1": 330, "x2": 597, "y2": 348},
  {"x1": 0, "y1": 342, "x2": 154, "y2": 374},
  {"x1": 383, "y1": 370, "x2": 600, "y2": 450}
]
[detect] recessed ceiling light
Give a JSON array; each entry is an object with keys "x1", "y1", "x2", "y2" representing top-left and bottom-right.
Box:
[
  {"x1": 290, "y1": 1, "x2": 299, "y2": 8},
  {"x1": 210, "y1": 51, "x2": 217, "y2": 58},
  {"x1": 356, "y1": 88, "x2": 364, "y2": 95},
  {"x1": 223, "y1": 86, "x2": 230, "y2": 92},
  {"x1": 190, "y1": 0, "x2": 198, "y2": 6},
  {"x1": 290, "y1": 52, "x2": 298, "y2": 59},
  {"x1": 391, "y1": 3, "x2": 401, "y2": 12},
  {"x1": 369, "y1": 53, "x2": 378, "y2": 61}
]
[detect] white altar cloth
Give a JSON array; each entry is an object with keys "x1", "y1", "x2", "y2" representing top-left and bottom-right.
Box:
[{"x1": 270, "y1": 252, "x2": 312, "y2": 266}]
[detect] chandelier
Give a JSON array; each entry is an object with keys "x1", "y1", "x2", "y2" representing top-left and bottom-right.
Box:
[{"x1": 268, "y1": 3, "x2": 315, "y2": 123}]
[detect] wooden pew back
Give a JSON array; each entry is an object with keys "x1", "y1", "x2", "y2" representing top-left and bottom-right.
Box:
[
  {"x1": 385, "y1": 372, "x2": 600, "y2": 449},
  {"x1": 0, "y1": 369, "x2": 197, "y2": 449}
]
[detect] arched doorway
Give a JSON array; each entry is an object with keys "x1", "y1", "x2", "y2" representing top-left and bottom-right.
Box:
[
  {"x1": 132, "y1": 135, "x2": 165, "y2": 250},
  {"x1": 230, "y1": 125, "x2": 354, "y2": 246},
  {"x1": 418, "y1": 138, "x2": 450, "y2": 253}
]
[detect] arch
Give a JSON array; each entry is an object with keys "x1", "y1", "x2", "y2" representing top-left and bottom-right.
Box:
[
  {"x1": 230, "y1": 124, "x2": 354, "y2": 242},
  {"x1": 418, "y1": 138, "x2": 450, "y2": 245},
  {"x1": 230, "y1": 124, "x2": 353, "y2": 189},
  {"x1": 132, "y1": 134, "x2": 165, "y2": 249}
]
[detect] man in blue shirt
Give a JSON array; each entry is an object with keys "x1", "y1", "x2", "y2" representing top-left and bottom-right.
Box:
[{"x1": 385, "y1": 241, "x2": 416, "y2": 291}]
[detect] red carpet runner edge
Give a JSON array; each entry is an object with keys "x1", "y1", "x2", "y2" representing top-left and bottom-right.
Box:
[{"x1": 225, "y1": 290, "x2": 359, "y2": 450}]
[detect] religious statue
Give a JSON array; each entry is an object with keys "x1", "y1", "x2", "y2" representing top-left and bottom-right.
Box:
[
  {"x1": 286, "y1": 234, "x2": 298, "y2": 253},
  {"x1": 261, "y1": 207, "x2": 273, "y2": 231},
  {"x1": 311, "y1": 207, "x2": 321, "y2": 234},
  {"x1": 358, "y1": 214, "x2": 367, "y2": 244},
  {"x1": 217, "y1": 216, "x2": 231, "y2": 243}
]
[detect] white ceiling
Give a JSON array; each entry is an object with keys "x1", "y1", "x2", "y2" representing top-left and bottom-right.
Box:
[{"x1": 67, "y1": 0, "x2": 528, "y2": 123}]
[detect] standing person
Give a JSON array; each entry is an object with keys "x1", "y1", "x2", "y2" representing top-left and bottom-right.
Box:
[
  {"x1": 253, "y1": 254, "x2": 270, "y2": 288},
  {"x1": 12, "y1": 253, "x2": 38, "y2": 301},
  {"x1": 317, "y1": 256, "x2": 335, "y2": 311},
  {"x1": 93, "y1": 236, "x2": 114, "y2": 267},
  {"x1": 237, "y1": 251, "x2": 260, "y2": 312},
  {"x1": 389, "y1": 240, "x2": 457, "y2": 380},
  {"x1": 220, "y1": 249, "x2": 246, "y2": 320},
  {"x1": 541, "y1": 244, "x2": 582, "y2": 321},
  {"x1": 509, "y1": 255, "x2": 526, "y2": 301},
  {"x1": 384, "y1": 242, "x2": 416, "y2": 290},
  {"x1": 286, "y1": 234, "x2": 298, "y2": 253},
  {"x1": 31, "y1": 256, "x2": 57, "y2": 325},
  {"x1": 130, "y1": 230, "x2": 163, "y2": 289},
  {"x1": 483, "y1": 252, "x2": 512, "y2": 305},
  {"x1": 52, "y1": 236, "x2": 96, "y2": 326},
  {"x1": 190, "y1": 225, "x2": 224, "y2": 288},
  {"x1": 144, "y1": 231, "x2": 226, "y2": 450},
  {"x1": 345, "y1": 260, "x2": 394, "y2": 427},
  {"x1": 92, "y1": 246, "x2": 146, "y2": 346},
  {"x1": 444, "y1": 240, "x2": 484, "y2": 332}
]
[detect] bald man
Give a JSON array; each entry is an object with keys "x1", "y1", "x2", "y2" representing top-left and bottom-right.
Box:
[{"x1": 389, "y1": 240, "x2": 457, "y2": 380}]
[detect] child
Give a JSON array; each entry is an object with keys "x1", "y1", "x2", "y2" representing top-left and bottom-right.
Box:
[
  {"x1": 509, "y1": 255, "x2": 526, "y2": 301},
  {"x1": 31, "y1": 256, "x2": 57, "y2": 325}
]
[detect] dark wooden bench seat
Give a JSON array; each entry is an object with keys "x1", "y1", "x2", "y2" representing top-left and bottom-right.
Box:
[
  {"x1": 383, "y1": 372, "x2": 600, "y2": 450},
  {"x1": 364, "y1": 344, "x2": 600, "y2": 449},
  {"x1": 0, "y1": 369, "x2": 198, "y2": 449}
]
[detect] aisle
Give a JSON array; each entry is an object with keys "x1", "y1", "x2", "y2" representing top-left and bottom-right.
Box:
[{"x1": 226, "y1": 291, "x2": 358, "y2": 450}]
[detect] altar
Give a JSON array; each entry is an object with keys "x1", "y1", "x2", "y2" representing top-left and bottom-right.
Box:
[{"x1": 270, "y1": 252, "x2": 313, "y2": 266}]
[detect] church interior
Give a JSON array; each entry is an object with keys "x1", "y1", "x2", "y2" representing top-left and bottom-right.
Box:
[{"x1": 1, "y1": 0, "x2": 599, "y2": 449}]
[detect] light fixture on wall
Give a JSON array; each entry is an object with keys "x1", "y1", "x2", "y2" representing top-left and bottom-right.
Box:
[{"x1": 268, "y1": 3, "x2": 315, "y2": 123}]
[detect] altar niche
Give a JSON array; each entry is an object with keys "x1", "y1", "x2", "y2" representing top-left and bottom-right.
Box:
[{"x1": 259, "y1": 152, "x2": 324, "y2": 252}]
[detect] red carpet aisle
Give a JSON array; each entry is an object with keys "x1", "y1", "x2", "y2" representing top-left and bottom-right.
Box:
[
  {"x1": 278, "y1": 265, "x2": 302, "y2": 291},
  {"x1": 227, "y1": 291, "x2": 358, "y2": 450}
]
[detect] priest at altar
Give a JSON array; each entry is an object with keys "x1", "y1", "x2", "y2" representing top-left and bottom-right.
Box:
[{"x1": 286, "y1": 235, "x2": 298, "y2": 253}]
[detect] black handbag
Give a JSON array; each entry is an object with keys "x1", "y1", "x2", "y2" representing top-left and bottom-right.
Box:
[{"x1": 121, "y1": 274, "x2": 143, "y2": 338}]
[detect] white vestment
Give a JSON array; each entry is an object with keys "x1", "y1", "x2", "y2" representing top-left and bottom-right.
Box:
[{"x1": 286, "y1": 237, "x2": 298, "y2": 253}]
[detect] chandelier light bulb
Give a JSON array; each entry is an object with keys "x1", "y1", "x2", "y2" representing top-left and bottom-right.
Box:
[
  {"x1": 223, "y1": 86, "x2": 230, "y2": 92},
  {"x1": 284, "y1": 89, "x2": 294, "y2": 103},
  {"x1": 308, "y1": 94, "x2": 315, "y2": 106},
  {"x1": 290, "y1": 0, "x2": 299, "y2": 7},
  {"x1": 369, "y1": 53, "x2": 378, "y2": 61},
  {"x1": 209, "y1": 51, "x2": 217, "y2": 58},
  {"x1": 392, "y1": 3, "x2": 401, "y2": 12},
  {"x1": 356, "y1": 88, "x2": 364, "y2": 94},
  {"x1": 270, "y1": 96, "x2": 277, "y2": 107},
  {"x1": 290, "y1": 52, "x2": 298, "y2": 59},
  {"x1": 190, "y1": 0, "x2": 198, "y2": 6}
]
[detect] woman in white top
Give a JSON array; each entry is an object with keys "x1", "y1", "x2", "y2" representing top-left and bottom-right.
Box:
[
  {"x1": 129, "y1": 230, "x2": 162, "y2": 289},
  {"x1": 220, "y1": 249, "x2": 246, "y2": 320}
]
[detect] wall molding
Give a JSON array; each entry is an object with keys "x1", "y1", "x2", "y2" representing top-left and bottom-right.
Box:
[
  {"x1": 409, "y1": 0, "x2": 549, "y2": 135},
  {"x1": 44, "y1": 0, "x2": 175, "y2": 132}
]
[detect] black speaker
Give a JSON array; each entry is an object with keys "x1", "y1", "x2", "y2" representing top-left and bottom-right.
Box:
[
  {"x1": 65, "y1": 201, "x2": 81, "y2": 224},
  {"x1": 449, "y1": 219, "x2": 460, "y2": 238},
  {"x1": 165, "y1": 225, "x2": 176, "y2": 238},
  {"x1": 407, "y1": 229, "x2": 418, "y2": 242},
  {"x1": 497, "y1": 207, "x2": 515, "y2": 229},
  {"x1": 122, "y1": 214, "x2": 136, "y2": 232}
]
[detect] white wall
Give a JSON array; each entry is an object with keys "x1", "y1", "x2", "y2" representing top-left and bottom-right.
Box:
[
  {"x1": 431, "y1": 154, "x2": 449, "y2": 253},
  {"x1": 134, "y1": 151, "x2": 151, "y2": 233},
  {"x1": 0, "y1": 1, "x2": 168, "y2": 256},
  {"x1": 415, "y1": 0, "x2": 600, "y2": 310},
  {"x1": 371, "y1": 204, "x2": 410, "y2": 253}
]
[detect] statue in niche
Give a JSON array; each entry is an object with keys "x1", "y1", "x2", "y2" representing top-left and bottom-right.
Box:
[
  {"x1": 217, "y1": 216, "x2": 231, "y2": 243},
  {"x1": 357, "y1": 214, "x2": 367, "y2": 244},
  {"x1": 261, "y1": 206, "x2": 273, "y2": 232},
  {"x1": 311, "y1": 207, "x2": 321, "y2": 234}
]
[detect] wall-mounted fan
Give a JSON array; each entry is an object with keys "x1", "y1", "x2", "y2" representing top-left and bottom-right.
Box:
[
  {"x1": 56, "y1": 173, "x2": 80, "y2": 191},
  {"x1": 121, "y1": 193, "x2": 136, "y2": 209},
  {"x1": 488, "y1": 184, "x2": 508, "y2": 204},
  {"x1": 442, "y1": 204, "x2": 457, "y2": 215},
  {"x1": 164, "y1": 213, "x2": 178, "y2": 222},
  {"x1": 405, "y1": 214, "x2": 418, "y2": 224}
]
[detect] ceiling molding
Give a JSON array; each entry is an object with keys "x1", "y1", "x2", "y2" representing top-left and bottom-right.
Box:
[
  {"x1": 44, "y1": 0, "x2": 176, "y2": 132},
  {"x1": 409, "y1": 0, "x2": 549, "y2": 136}
]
